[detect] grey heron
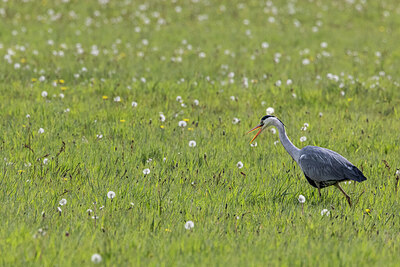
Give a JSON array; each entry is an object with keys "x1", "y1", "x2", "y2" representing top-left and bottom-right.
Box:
[{"x1": 248, "y1": 115, "x2": 367, "y2": 206}]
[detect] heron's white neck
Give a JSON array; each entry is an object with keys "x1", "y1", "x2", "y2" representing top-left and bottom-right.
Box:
[{"x1": 271, "y1": 120, "x2": 300, "y2": 162}]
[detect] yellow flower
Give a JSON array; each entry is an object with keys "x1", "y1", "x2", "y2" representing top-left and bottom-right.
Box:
[
  {"x1": 165, "y1": 228, "x2": 172, "y2": 232},
  {"x1": 120, "y1": 119, "x2": 126, "y2": 123},
  {"x1": 183, "y1": 118, "x2": 189, "y2": 122},
  {"x1": 61, "y1": 87, "x2": 67, "y2": 91},
  {"x1": 102, "y1": 96, "x2": 108, "y2": 100},
  {"x1": 347, "y1": 98, "x2": 353, "y2": 102},
  {"x1": 59, "y1": 79, "x2": 65, "y2": 84},
  {"x1": 188, "y1": 128, "x2": 193, "y2": 131},
  {"x1": 160, "y1": 125, "x2": 165, "y2": 129},
  {"x1": 31, "y1": 78, "x2": 37, "y2": 82},
  {"x1": 18, "y1": 170, "x2": 24, "y2": 173},
  {"x1": 365, "y1": 209, "x2": 371, "y2": 215},
  {"x1": 20, "y1": 58, "x2": 26, "y2": 63}
]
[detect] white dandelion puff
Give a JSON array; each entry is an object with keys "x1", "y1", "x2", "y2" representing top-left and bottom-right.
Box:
[
  {"x1": 59, "y1": 199, "x2": 67, "y2": 206},
  {"x1": 178, "y1": 121, "x2": 187, "y2": 127},
  {"x1": 184, "y1": 220, "x2": 194, "y2": 230},
  {"x1": 159, "y1": 113, "x2": 166, "y2": 122},
  {"x1": 237, "y1": 161, "x2": 244, "y2": 169},
  {"x1": 269, "y1": 128, "x2": 276, "y2": 134},
  {"x1": 193, "y1": 99, "x2": 199, "y2": 106},
  {"x1": 300, "y1": 136, "x2": 307, "y2": 142},
  {"x1": 266, "y1": 107, "x2": 274, "y2": 115},
  {"x1": 232, "y1": 117, "x2": 240, "y2": 124},
  {"x1": 41, "y1": 91, "x2": 48, "y2": 97},
  {"x1": 261, "y1": 42, "x2": 269, "y2": 49},
  {"x1": 188, "y1": 140, "x2": 196, "y2": 147},
  {"x1": 131, "y1": 101, "x2": 138, "y2": 107},
  {"x1": 38, "y1": 128, "x2": 45, "y2": 134},
  {"x1": 176, "y1": 96, "x2": 182, "y2": 102},
  {"x1": 43, "y1": 158, "x2": 49, "y2": 165},
  {"x1": 250, "y1": 142, "x2": 257, "y2": 147},
  {"x1": 321, "y1": 209, "x2": 330, "y2": 216},
  {"x1": 298, "y1": 195, "x2": 306, "y2": 203},
  {"x1": 143, "y1": 168, "x2": 150, "y2": 175},
  {"x1": 114, "y1": 96, "x2": 121, "y2": 102},
  {"x1": 107, "y1": 191, "x2": 116, "y2": 199},
  {"x1": 91, "y1": 254, "x2": 102, "y2": 264}
]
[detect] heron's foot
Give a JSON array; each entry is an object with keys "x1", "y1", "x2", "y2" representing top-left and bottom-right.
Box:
[{"x1": 318, "y1": 188, "x2": 322, "y2": 198}]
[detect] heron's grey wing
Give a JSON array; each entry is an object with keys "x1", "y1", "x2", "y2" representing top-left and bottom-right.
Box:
[{"x1": 298, "y1": 146, "x2": 367, "y2": 183}]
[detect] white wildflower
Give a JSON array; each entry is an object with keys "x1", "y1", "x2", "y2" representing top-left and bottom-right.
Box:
[
  {"x1": 107, "y1": 191, "x2": 116, "y2": 199},
  {"x1": 237, "y1": 161, "x2": 244, "y2": 169},
  {"x1": 184, "y1": 220, "x2": 194, "y2": 230},
  {"x1": 188, "y1": 140, "x2": 196, "y2": 147},
  {"x1": 178, "y1": 121, "x2": 187, "y2": 127},
  {"x1": 38, "y1": 128, "x2": 45, "y2": 134},
  {"x1": 266, "y1": 107, "x2": 275, "y2": 115},
  {"x1": 91, "y1": 254, "x2": 102, "y2": 264},
  {"x1": 232, "y1": 117, "x2": 240, "y2": 124},
  {"x1": 298, "y1": 195, "x2": 306, "y2": 203},
  {"x1": 321, "y1": 209, "x2": 330, "y2": 216},
  {"x1": 41, "y1": 91, "x2": 48, "y2": 97},
  {"x1": 143, "y1": 168, "x2": 150, "y2": 175}
]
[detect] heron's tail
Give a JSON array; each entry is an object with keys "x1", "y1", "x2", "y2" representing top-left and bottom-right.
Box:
[{"x1": 349, "y1": 166, "x2": 367, "y2": 182}]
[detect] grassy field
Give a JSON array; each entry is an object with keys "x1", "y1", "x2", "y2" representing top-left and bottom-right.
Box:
[{"x1": 1, "y1": 0, "x2": 400, "y2": 266}]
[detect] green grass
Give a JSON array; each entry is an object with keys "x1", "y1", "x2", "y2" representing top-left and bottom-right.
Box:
[{"x1": 1, "y1": 0, "x2": 400, "y2": 266}]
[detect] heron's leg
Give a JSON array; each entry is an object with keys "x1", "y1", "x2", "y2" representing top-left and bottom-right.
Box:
[
  {"x1": 317, "y1": 184, "x2": 321, "y2": 198},
  {"x1": 334, "y1": 183, "x2": 352, "y2": 207}
]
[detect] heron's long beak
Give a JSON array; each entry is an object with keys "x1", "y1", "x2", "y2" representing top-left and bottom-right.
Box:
[{"x1": 247, "y1": 124, "x2": 263, "y2": 143}]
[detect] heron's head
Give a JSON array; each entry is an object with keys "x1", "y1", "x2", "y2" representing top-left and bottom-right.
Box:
[{"x1": 247, "y1": 115, "x2": 283, "y2": 143}]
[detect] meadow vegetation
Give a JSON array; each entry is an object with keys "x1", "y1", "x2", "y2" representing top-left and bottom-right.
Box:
[{"x1": 1, "y1": 0, "x2": 400, "y2": 266}]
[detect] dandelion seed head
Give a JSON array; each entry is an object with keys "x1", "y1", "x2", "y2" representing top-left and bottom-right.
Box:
[
  {"x1": 131, "y1": 101, "x2": 138, "y2": 107},
  {"x1": 43, "y1": 158, "x2": 49, "y2": 165},
  {"x1": 107, "y1": 191, "x2": 116, "y2": 199},
  {"x1": 237, "y1": 161, "x2": 244, "y2": 169},
  {"x1": 232, "y1": 117, "x2": 240, "y2": 124},
  {"x1": 298, "y1": 195, "x2": 306, "y2": 203},
  {"x1": 178, "y1": 121, "x2": 187, "y2": 127},
  {"x1": 184, "y1": 220, "x2": 194, "y2": 230},
  {"x1": 41, "y1": 91, "x2": 48, "y2": 97},
  {"x1": 300, "y1": 136, "x2": 307, "y2": 142},
  {"x1": 321, "y1": 209, "x2": 330, "y2": 216},
  {"x1": 266, "y1": 107, "x2": 275, "y2": 115},
  {"x1": 59, "y1": 199, "x2": 67, "y2": 206},
  {"x1": 91, "y1": 254, "x2": 102, "y2": 264},
  {"x1": 143, "y1": 168, "x2": 150, "y2": 175},
  {"x1": 38, "y1": 128, "x2": 45, "y2": 134},
  {"x1": 188, "y1": 140, "x2": 197, "y2": 147}
]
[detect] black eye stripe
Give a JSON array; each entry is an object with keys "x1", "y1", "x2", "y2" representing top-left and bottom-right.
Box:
[{"x1": 260, "y1": 115, "x2": 274, "y2": 123}]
